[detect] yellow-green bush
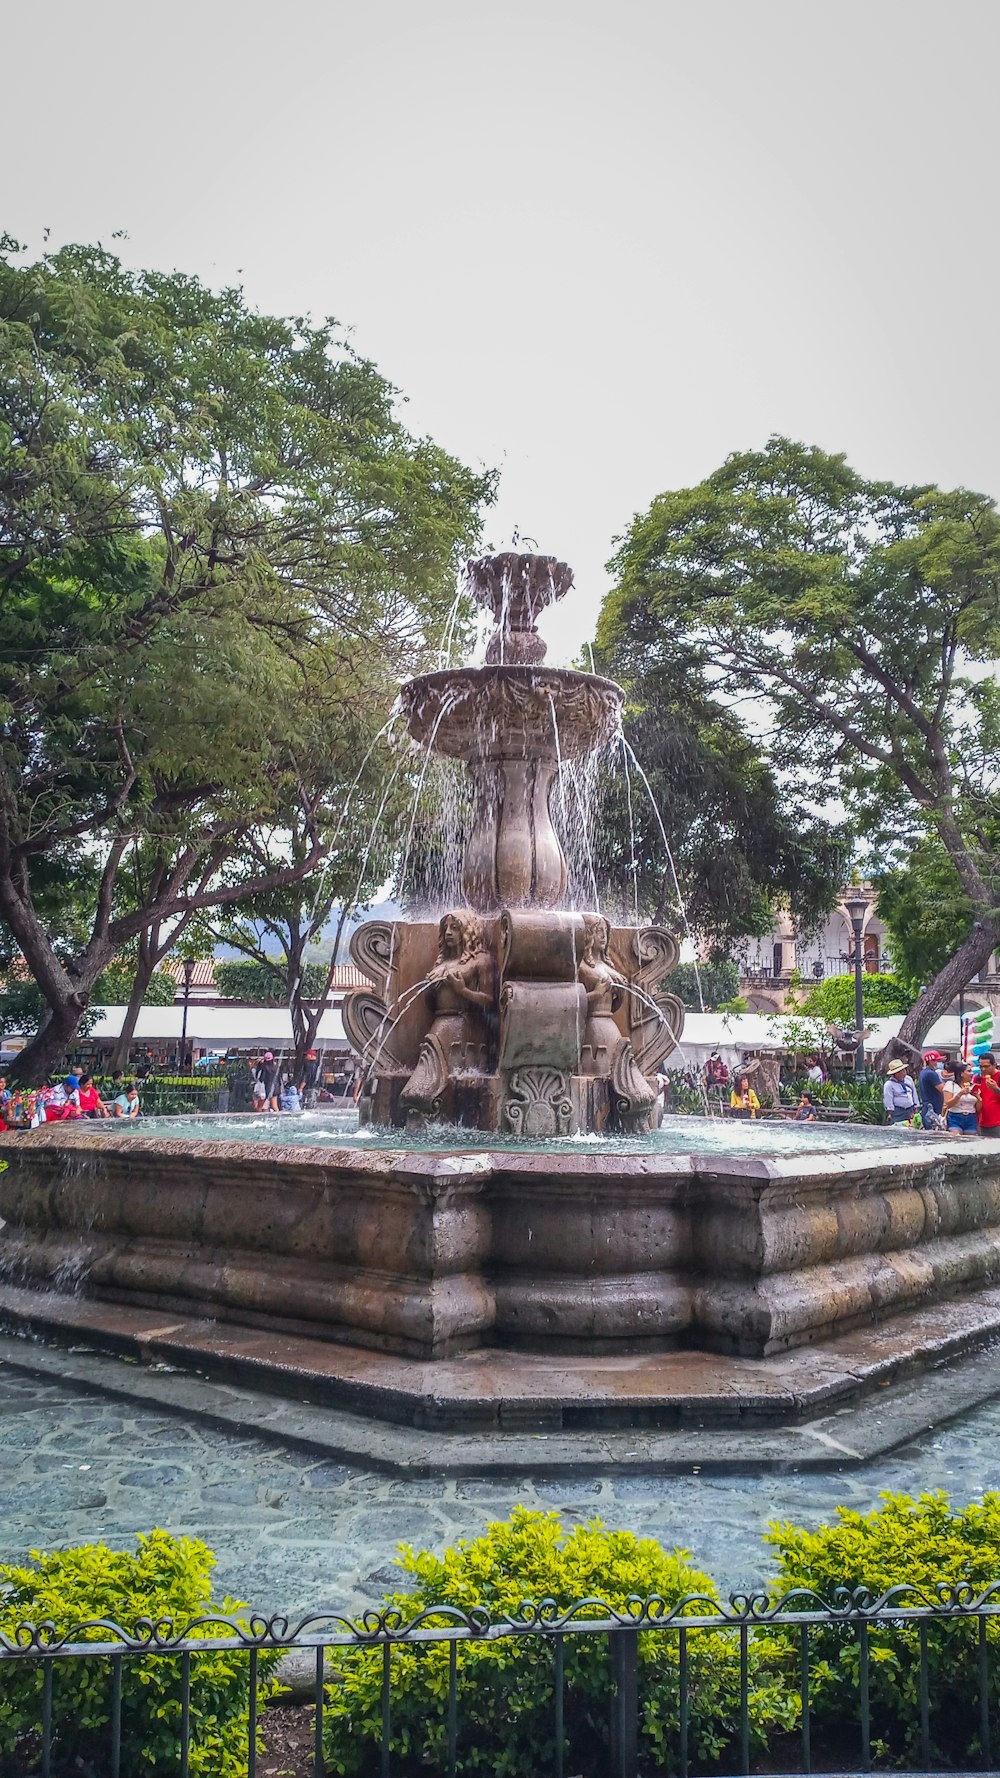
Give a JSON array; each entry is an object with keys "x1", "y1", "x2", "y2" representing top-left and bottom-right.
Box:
[
  {"x1": 323, "y1": 1508, "x2": 797, "y2": 1776},
  {"x1": 767, "y1": 1490, "x2": 1000, "y2": 1765},
  {"x1": 0, "y1": 1531, "x2": 280, "y2": 1777}
]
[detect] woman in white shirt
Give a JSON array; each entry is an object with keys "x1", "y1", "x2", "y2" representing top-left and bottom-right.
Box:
[{"x1": 944, "y1": 1066, "x2": 979, "y2": 1134}]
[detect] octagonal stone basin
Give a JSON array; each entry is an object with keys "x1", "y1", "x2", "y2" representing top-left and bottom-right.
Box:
[{"x1": 2, "y1": 1118, "x2": 999, "y2": 1371}]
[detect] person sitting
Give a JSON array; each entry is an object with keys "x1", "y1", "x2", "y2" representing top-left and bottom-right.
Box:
[
  {"x1": 44, "y1": 1076, "x2": 84, "y2": 1121},
  {"x1": 883, "y1": 1059, "x2": 918, "y2": 1124},
  {"x1": 796, "y1": 1091, "x2": 818, "y2": 1121},
  {"x1": 77, "y1": 1073, "x2": 109, "y2": 1119},
  {"x1": 112, "y1": 1084, "x2": 140, "y2": 1119},
  {"x1": 279, "y1": 1083, "x2": 302, "y2": 1113},
  {"x1": 730, "y1": 1075, "x2": 760, "y2": 1119}
]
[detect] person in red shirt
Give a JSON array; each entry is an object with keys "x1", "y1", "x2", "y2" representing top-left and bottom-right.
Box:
[
  {"x1": 976, "y1": 1056, "x2": 1000, "y2": 1137},
  {"x1": 77, "y1": 1073, "x2": 109, "y2": 1118}
]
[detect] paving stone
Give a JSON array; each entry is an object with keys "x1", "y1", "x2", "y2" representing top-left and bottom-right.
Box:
[
  {"x1": 116, "y1": 1464, "x2": 190, "y2": 1488},
  {"x1": 1, "y1": 1352, "x2": 999, "y2": 1620}
]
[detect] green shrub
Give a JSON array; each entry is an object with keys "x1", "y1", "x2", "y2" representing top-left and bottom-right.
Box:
[
  {"x1": 783, "y1": 1075, "x2": 885, "y2": 1123},
  {"x1": 767, "y1": 1490, "x2": 1000, "y2": 1766},
  {"x1": 0, "y1": 1531, "x2": 280, "y2": 1776},
  {"x1": 323, "y1": 1508, "x2": 796, "y2": 1777}
]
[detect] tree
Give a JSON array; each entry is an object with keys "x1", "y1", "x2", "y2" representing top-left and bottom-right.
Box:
[
  {"x1": 95, "y1": 964, "x2": 177, "y2": 1007},
  {"x1": 663, "y1": 959, "x2": 740, "y2": 1011},
  {"x1": 803, "y1": 972, "x2": 912, "y2": 1024},
  {"x1": 202, "y1": 748, "x2": 397, "y2": 1074},
  {"x1": 600, "y1": 438, "x2": 1000, "y2": 1050},
  {"x1": 588, "y1": 648, "x2": 849, "y2": 950},
  {"x1": 0, "y1": 236, "x2": 491, "y2": 1080},
  {"x1": 873, "y1": 835, "x2": 981, "y2": 1002}
]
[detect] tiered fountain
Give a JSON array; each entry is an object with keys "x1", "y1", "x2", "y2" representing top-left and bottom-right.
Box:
[
  {"x1": 2, "y1": 551, "x2": 1000, "y2": 1435},
  {"x1": 342, "y1": 553, "x2": 683, "y2": 1136}
]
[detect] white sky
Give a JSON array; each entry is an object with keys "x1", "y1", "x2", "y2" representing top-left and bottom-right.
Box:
[{"x1": 7, "y1": 0, "x2": 999, "y2": 661}]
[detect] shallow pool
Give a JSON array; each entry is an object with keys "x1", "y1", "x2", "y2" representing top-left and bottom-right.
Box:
[{"x1": 112, "y1": 1108, "x2": 924, "y2": 1158}]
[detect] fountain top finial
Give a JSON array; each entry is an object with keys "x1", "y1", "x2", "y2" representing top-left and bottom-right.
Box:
[{"x1": 465, "y1": 552, "x2": 574, "y2": 665}]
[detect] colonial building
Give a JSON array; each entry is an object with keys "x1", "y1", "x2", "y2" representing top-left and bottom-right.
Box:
[{"x1": 735, "y1": 887, "x2": 1000, "y2": 1018}]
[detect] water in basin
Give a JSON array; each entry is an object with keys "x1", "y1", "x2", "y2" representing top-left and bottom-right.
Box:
[{"x1": 112, "y1": 1109, "x2": 926, "y2": 1157}]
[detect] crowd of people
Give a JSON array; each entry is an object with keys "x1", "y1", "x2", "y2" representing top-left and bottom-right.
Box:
[
  {"x1": 246, "y1": 1050, "x2": 363, "y2": 1112},
  {"x1": 883, "y1": 1051, "x2": 1000, "y2": 1135},
  {"x1": 0, "y1": 1072, "x2": 141, "y2": 1130}
]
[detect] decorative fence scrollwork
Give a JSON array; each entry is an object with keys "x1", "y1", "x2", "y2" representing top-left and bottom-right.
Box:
[{"x1": 5, "y1": 1585, "x2": 1000, "y2": 1776}]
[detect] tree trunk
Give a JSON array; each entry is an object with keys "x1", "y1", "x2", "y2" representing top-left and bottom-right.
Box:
[
  {"x1": 9, "y1": 996, "x2": 91, "y2": 1085},
  {"x1": 884, "y1": 916, "x2": 1000, "y2": 1061},
  {"x1": 298, "y1": 906, "x2": 351, "y2": 1080},
  {"x1": 108, "y1": 933, "x2": 160, "y2": 1072}
]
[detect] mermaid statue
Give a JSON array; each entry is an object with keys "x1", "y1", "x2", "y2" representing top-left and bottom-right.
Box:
[
  {"x1": 578, "y1": 913, "x2": 657, "y2": 1130},
  {"x1": 401, "y1": 911, "x2": 495, "y2": 1121}
]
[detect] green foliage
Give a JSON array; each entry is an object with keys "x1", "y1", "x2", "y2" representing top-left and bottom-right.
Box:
[
  {"x1": 93, "y1": 967, "x2": 177, "y2": 1007},
  {"x1": 803, "y1": 972, "x2": 912, "y2": 1022},
  {"x1": 0, "y1": 234, "x2": 491, "y2": 1073},
  {"x1": 663, "y1": 959, "x2": 739, "y2": 1011},
  {"x1": 660, "y1": 1068, "x2": 707, "y2": 1114},
  {"x1": 323, "y1": 1509, "x2": 796, "y2": 1777},
  {"x1": 874, "y1": 836, "x2": 980, "y2": 999},
  {"x1": 0, "y1": 982, "x2": 97, "y2": 1041},
  {"x1": 767, "y1": 1492, "x2": 1000, "y2": 1766},
  {"x1": 782, "y1": 1075, "x2": 885, "y2": 1124},
  {"x1": 766, "y1": 1008, "x2": 830, "y2": 1060},
  {"x1": 0, "y1": 1531, "x2": 280, "y2": 1776},
  {"x1": 214, "y1": 957, "x2": 329, "y2": 1005},
  {"x1": 601, "y1": 436, "x2": 1000, "y2": 1038},
  {"x1": 587, "y1": 653, "x2": 847, "y2": 947}
]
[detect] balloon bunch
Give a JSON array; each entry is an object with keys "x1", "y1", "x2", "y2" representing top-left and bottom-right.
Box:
[{"x1": 962, "y1": 1007, "x2": 995, "y2": 1066}]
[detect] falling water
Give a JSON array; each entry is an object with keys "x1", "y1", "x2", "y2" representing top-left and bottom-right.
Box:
[
  {"x1": 619, "y1": 737, "x2": 707, "y2": 1016},
  {"x1": 397, "y1": 695, "x2": 457, "y2": 902}
]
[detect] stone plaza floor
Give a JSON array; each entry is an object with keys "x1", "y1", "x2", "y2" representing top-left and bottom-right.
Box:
[{"x1": 2, "y1": 1356, "x2": 995, "y2": 1620}]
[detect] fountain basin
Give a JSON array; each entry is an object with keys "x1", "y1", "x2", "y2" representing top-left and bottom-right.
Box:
[{"x1": 3, "y1": 1124, "x2": 1000, "y2": 1377}]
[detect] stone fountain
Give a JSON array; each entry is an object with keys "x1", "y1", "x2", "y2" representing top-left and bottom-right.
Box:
[
  {"x1": 342, "y1": 553, "x2": 684, "y2": 1135},
  {"x1": 3, "y1": 550, "x2": 1000, "y2": 1437}
]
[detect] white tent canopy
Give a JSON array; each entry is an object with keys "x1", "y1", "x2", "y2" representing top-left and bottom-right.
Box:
[
  {"x1": 670, "y1": 1011, "x2": 965, "y2": 1069},
  {"x1": 2, "y1": 1004, "x2": 347, "y2": 1055}
]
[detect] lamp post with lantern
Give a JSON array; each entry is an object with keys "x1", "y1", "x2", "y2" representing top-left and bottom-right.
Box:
[
  {"x1": 180, "y1": 956, "x2": 196, "y2": 1074},
  {"x1": 843, "y1": 892, "x2": 869, "y2": 1081}
]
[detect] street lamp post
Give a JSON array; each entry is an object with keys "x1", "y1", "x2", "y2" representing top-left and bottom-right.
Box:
[
  {"x1": 180, "y1": 957, "x2": 196, "y2": 1074},
  {"x1": 843, "y1": 893, "x2": 869, "y2": 1081}
]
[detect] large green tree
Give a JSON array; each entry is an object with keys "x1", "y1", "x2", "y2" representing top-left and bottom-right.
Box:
[
  {"x1": 587, "y1": 651, "x2": 849, "y2": 953},
  {"x1": 599, "y1": 438, "x2": 1000, "y2": 1049},
  {"x1": 0, "y1": 235, "x2": 491, "y2": 1080}
]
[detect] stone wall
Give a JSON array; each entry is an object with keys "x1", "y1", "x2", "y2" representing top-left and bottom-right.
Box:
[{"x1": 2, "y1": 1127, "x2": 1000, "y2": 1360}]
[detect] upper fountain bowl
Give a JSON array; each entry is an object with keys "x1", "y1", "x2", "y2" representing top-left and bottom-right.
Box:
[
  {"x1": 400, "y1": 664, "x2": 624, "y2": 763},
  {"x1": 466, "y1": 552, "x2": 574, "y2": 666}
]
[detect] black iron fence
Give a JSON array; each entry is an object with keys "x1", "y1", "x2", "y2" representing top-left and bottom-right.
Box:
[{"x1": 4, "y1": 1585, "x2": 1000, "y2": 1777}]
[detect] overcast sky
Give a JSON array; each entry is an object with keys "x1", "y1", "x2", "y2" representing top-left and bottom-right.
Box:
[{"x1": 7, "y1": 0, "x2": 998, "y2": 660}]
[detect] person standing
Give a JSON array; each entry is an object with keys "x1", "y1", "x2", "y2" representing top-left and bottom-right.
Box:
[
  {"x1": 255, "y1": 1051, "x2": 282, "y2": 1112},
  {"x1": 975, "y1": 1055, "x2": 1000, "y2": 1138},
  {"x1": 883, "y1": 1059, "x2": 919, "y2": 1124},
  {"x1": 806, "y1": 1056, "x2": 824, "y2": 1088},
  {"x1": 917, "y1": 1051, "x2": 945, "y2": 1130},
  {"x1": 946, "y1": 1066, "x2": 979, "y2": 1134}
]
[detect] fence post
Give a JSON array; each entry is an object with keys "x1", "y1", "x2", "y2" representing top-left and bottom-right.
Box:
[{"x1": 608, "y1": 1629, "x2": 638, "y2": 1778}]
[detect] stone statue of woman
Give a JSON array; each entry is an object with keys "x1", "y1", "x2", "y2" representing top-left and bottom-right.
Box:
[
  {"x1": 578, "y1": 913, "x2": 657, "y2": 1129},
  {"x1": 401, "y1": 911, "x2": 495, "y2": 1119}
]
